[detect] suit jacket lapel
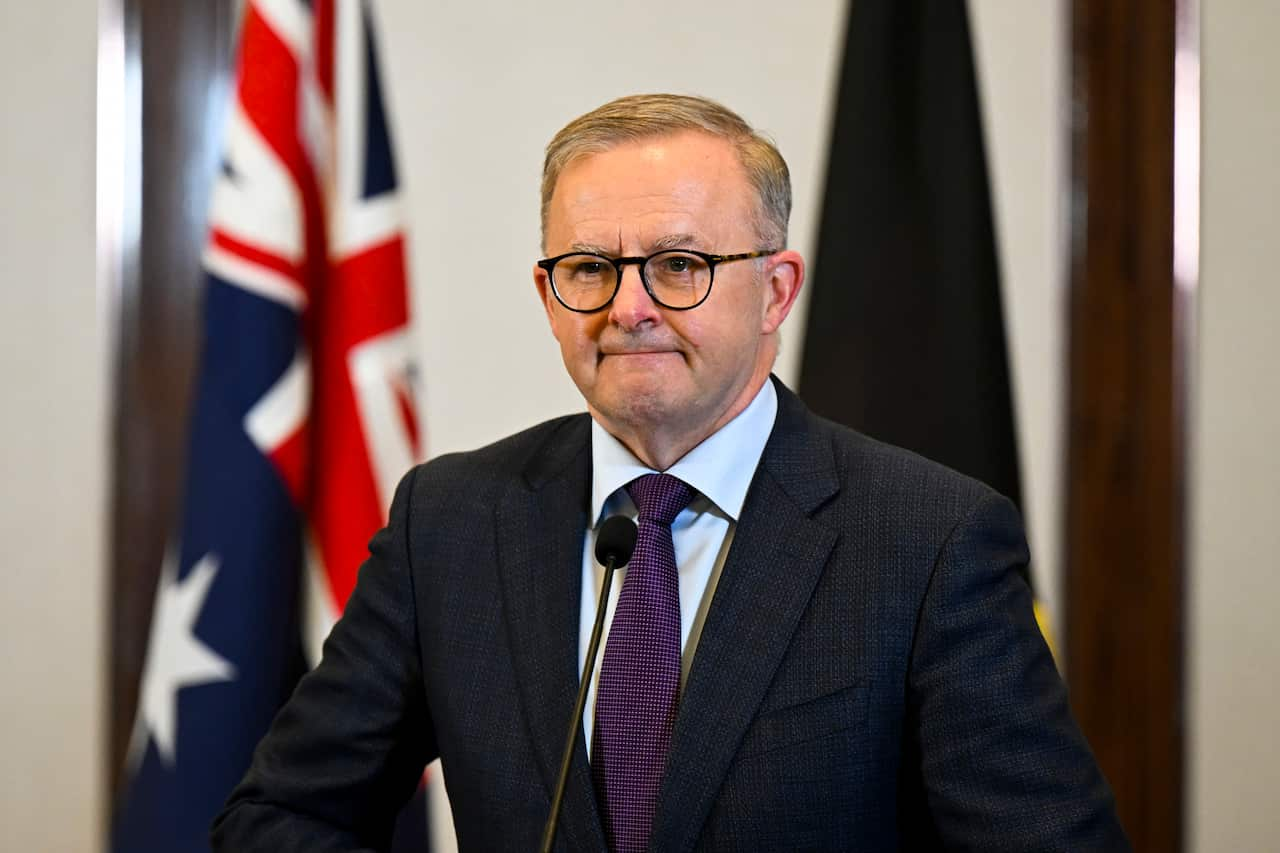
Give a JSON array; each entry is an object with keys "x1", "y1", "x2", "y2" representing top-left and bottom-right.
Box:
[
  {"x1": 494, "y1": 414, "x2": 607, "y2": 851},
  {"x1": 651, "y1": 382, "x2": 841, "y2": 852}
]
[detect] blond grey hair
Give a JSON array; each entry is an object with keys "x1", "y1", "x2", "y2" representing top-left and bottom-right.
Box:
[{"x1": 540, "y1": 93, "x2": 791, "y2": 251}]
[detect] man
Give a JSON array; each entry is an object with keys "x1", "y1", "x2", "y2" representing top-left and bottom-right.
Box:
[{"x1": 213, "y1": 94, "x2": 1127, "y2": 851}]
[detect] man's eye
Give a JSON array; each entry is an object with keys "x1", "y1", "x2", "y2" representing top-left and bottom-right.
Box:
[
  {"x1": 663, "y1": 257, "x2": 690, "y2": 273},
  {"x1": 571, "y1": 261, "x2": 606, "y2": 277}
]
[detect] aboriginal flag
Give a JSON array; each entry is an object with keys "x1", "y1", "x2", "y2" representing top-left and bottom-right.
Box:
[{"x1": 797, "y1": 0, "x2": 1052, "y2": 637}]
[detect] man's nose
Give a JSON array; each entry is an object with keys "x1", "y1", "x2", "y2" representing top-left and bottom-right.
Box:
[{"x1": 607, "y1": 264, "x2": 661, "y2": 329}]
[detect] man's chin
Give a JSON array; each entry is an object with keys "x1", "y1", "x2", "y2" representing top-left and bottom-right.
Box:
[{"x1": 590, "y1": 382, "x2": 686, "y2": 432}]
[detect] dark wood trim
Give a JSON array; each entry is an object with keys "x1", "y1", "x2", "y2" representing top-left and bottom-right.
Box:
[
  {"x1": 1063, "y1": 1, "x2": 1192, "y2": 850},
  {"x1": 108, "y1": 0, "x2": 236, "y2": 800}
]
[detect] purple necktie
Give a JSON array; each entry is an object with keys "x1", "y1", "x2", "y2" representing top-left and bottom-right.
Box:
[{"x1": 592, "y1": 473, "x2": 695, "y2": 853}]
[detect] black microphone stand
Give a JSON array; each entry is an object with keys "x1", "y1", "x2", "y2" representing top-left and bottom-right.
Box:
[{"x1": 539, "y1": 516, "x2": 635, "y2": 853}]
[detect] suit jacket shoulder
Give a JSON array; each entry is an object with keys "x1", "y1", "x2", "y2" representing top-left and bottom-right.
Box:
[
  {"x1": 406, "y1": 411, "x2": 591, "y2": 504},
  {"x1": 766, "y1": 378, "x2": 1005, "y2": 576},
  {"x1": 673, "y1": 380, "x2": 1128, "y2": 851}
]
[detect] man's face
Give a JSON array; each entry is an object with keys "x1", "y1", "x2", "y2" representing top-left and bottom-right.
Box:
[{"x1": 534, "y1": 131, "x2": 798, "y2": 455}]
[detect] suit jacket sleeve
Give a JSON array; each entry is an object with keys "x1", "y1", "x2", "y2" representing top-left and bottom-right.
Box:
[
  {"x1": 211, "y1": 466, "x2": 436, "y2": 852},
  {"x1": 909, "y1": 491, "x2": 1129, "y2": 851}
]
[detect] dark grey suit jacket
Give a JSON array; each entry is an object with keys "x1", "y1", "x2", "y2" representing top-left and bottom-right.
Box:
[{"x1": 212, "y1": 380, "x2": 1128, "y2": 851}]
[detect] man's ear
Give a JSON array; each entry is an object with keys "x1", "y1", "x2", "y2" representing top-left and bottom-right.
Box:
[
  {"x1": 760, "y1": 250, "x2": 805, "y2": 334},
  {"x1": 533, "y1": 263, "x2": 558, "y2": 327}
]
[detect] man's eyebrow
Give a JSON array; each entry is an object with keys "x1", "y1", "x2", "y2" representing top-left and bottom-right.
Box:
[
  {"x1": 565, "y1": 234, "x2": 705, "y2": 256},
  {"x1": 569, "y1": 242, "x2": 614, "y2": 255},
  {"x1": 650, "y1": 233, "x2": 703, "y2": 252}
]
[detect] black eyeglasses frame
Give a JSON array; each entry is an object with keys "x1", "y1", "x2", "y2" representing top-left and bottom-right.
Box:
[{"x1": 536, "y1": 248, "x2": 778, "y2": 313}]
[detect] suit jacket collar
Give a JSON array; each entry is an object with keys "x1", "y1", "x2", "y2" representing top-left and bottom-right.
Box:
[
  {"x1": 496, "y1": 378, "x2": 840, "y2": 851},
  {"x1": 650, "y1": 377, "x2": 840, "y2": 852}
]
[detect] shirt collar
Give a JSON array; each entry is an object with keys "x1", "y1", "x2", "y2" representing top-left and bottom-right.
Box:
[{"x1": 589, "y1": 379, "x2": 778, "y2": 525}]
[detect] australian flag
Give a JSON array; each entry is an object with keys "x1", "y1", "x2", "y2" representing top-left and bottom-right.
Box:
[{"x1": 112, "y1": 1, "x2": 428, "y2": 849}]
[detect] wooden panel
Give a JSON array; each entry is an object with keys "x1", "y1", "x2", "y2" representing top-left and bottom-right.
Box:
[
  {"x1": 1064, "y1": 1, "x2": 1189, "y2": 850},
  {"x1": 108, "y1": 0, "x2": 236, "y2": 795}
]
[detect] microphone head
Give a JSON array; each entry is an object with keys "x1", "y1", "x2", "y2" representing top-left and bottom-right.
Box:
[{"x1": 594, "y1": 515, "x2": 638, "y2": 569}]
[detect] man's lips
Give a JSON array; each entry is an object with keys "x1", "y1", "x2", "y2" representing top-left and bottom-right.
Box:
[{"x1": 597, "y1": 348, "x2": 684, "y2": 364}]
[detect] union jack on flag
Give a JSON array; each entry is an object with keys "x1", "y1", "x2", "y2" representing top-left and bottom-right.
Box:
[{"x1": 112, "y1": 0, "x2": 429, "y2": 849}]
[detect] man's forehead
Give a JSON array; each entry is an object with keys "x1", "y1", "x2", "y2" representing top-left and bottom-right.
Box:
[
  {"x1": 546, "y1": 132, "x2": 752, "y2": 251},
  {"x1": 556, "y1": 213, "x2": 716, "y2": 255},
  {"x1": 556, "y1": 131, "x2": 741, "y2": 187}
]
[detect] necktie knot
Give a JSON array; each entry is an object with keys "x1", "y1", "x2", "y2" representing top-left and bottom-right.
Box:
[{"x1": 626, "y1": 473, "x2": 695, "y2": 527}]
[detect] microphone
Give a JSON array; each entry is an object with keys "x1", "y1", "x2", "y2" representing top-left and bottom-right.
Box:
[{"x1": 540, "y1": 515, "x2": 637, "y2": 853}]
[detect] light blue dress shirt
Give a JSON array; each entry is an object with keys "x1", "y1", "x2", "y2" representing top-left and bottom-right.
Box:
[{"x1": 578, "y1": 379, "x2": 779, "y2": 755}]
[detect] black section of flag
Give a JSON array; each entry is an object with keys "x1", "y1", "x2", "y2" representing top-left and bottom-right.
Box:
[{"x1": 798, "y1": 0, "x2": 1022, "y2": 515}]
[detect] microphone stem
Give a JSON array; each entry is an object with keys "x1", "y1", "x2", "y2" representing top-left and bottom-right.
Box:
[{"x1": 540, "y1": 555, "x2": 617, "y2": 853}]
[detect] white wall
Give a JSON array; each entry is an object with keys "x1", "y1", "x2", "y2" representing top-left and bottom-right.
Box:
[
  {"x1": 0, "y1": 1, "x2": 107, "y2": 850},
  {"x1": 1191, "y1": 2, "x2": 1280, "y2": 850},
  {"x1": 969, "y1": 0, "x2": 1066, "y2": 638}
]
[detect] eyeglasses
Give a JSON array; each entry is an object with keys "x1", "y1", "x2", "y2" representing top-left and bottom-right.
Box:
[{"x1": 536, "y1": 248, "x2": 778, "y2": 313}]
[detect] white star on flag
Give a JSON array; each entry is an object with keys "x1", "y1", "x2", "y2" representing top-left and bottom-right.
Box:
[{"x1": 135, "y1": 550, "x2": 237, "y2": 767}]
